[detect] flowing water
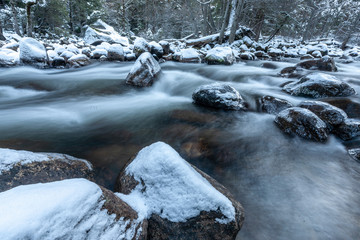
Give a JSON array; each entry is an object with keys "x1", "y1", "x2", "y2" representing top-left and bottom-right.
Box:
[{"x1": 0, "y1": 60, "x2": 360, "y2": 239}]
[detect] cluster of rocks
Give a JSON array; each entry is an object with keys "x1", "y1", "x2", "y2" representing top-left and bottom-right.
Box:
[{"x1": 0, "y1": 143, "x2": 244, "y2": 240}]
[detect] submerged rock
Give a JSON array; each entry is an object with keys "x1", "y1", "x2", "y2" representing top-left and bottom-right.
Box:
[
  {"x1": 296, "y1": 56, "x2": 337, "y2": 72},
  {"x1": 275, "y1": 107, "x2": 328, "y2": 142},
  {"x1": 192, "y1": 83, "x2": 247, "y2": 110},
  {"x1": 0, "y1": 179, "x2": 146, "y2": 239},
  {"x1": 333, "y1": 119, "x2": 360, "y2": 141},
  {"x1": 126, "y1": 52, "x2": 161, "y2": 87},
  {"x1": 259, "y1": 95, "x2": 293, "y2": 114},
  {"x1": 298, "y1": 101, "x2": 347, "y2": 128},
  {"x1": 0, "y1": 148, "x2": 93, "y2": 192},
  {"x1": 19, "y1": 37, "x2": 48, "y2": 67},
  {"x1": 205, "y1": 47, "x2": 235, "y2": 65},
  {"x1": 115, "y1": 142, "x2": 244, "y2": 240},
  {"x1": 283, "y1": 73, "x2": 356, "y2": 98}
]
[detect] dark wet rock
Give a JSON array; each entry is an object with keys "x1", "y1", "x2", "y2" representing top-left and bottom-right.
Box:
[
  {"x1": 134, "y1": 37, "x2": 151, "y2": 58},
  {"x1": 0, "y1": 149, "x2": 94, "y2": 192},
  {"x1": 261, "y1": 62, "x2": 278, "y2": 69},
  {"x1": 283, "y1": 73, "x2": 356, "y2": 98},
  {"x1": 275, "y1": 107, "x2": 328, "y2": 142},
  {"x1": 159, "y1": 40, "x2": 170, "y2": 55},
  {"x1": 205, "y1": 47, "x2": 235, "y2": 65},
  {"x1": 150, "y1": 41, "x2": 164, "y2": 59},
  {"x1": 259, "y1": 95, "x2": 293, "y2": 114},
  {"x1": 298, "y1": 101, "x2": 347, "y2": 128},
  {"x1": 239, "y1": 52, "x2": 255, "y2": 60},
  {"x1": 115, "y1": 142, "x2": 244, "y2": 240},
  {"x1": 126, "y1": 52, "x2": 161, "y2": 87},
  {"x1": 192, "y1": 83, "x2": 247, "y2": 111},
  {"x1": 321, "y1": 98, "x2": 360, "y2": 118},
  {"x1": 279, "y1": 66, "x2": 305, "y2": 78},
  {"x1": 348, "y1": 148, "x2": 360, "y2": 161},
  {"x1": 296, "y1": 56, "x2": 337, "y2": 72},
  {"x1": 333, "y1": 119, "x2": 360, "y2": 141},
  {"x1": 51, "y1": 56, "x2": 66, "y2": 68}
]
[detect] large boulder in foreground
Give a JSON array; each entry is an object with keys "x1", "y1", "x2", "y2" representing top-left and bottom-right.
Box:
[
  {"x1": 126, "y1": 52, "x2": 161, "y2": 87},
  {"x1": 192, "y1": 83, "x2": 246, "y2": 111},
  {"x1": 0, "y1": 179, "x2": 146, "y2": 239},
  {"x1": 84, "y1": 19, "x2": 129, "y2": 46},
  {"x1": 259, "y1": 95, "x2": 292, "y2": 114},
  {"x1": 283, "y1": 73, "x2": 356, "y2": 98},
  {"x1": 275, "y1": 107, "x2": 328, "y2": 142},
  {"x1": 298, "y1": 101, "x2": 347, "y2": 129},
  {"x1": 205, "y1": 47, "x2": 235, "y2": 65},
  {"x1": 0, "y1": 148, "x2": 93, "y2": 192},
  {"x1": 115, "y1": 142, "x2": 244, "y2": 240},
  {"x1": 296, "y1": 56, "x2": 337, "y2": 72},
  {"x1": 19, "y1": 37, "x2": 48, "y2": 67}
]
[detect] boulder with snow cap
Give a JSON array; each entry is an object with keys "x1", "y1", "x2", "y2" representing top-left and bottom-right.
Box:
[
  {"x1": 176, "y1": 48, "x2": 201, "y2": 63},
  {"x1": 159, "y1": 40, "x2": 170, "y2": 55},
  {"x1": 333, "y1": 119, "x2": 360, "y2": 141},
  {"x1": 283, "y1": 73, "x2": 356, "y2": 98},
  {"x1": 0, "y1": 179, "x2": 147, "y2": 239},
  {"x1": 107, "y1": 44, "x2": 125, "y2": 61},
  {"x1": 259, "y1": 95, "x2": 293, "y2": 114},
  {"x1": 115, "y1": 142, "x2": 244, "y2": 240},
  {"x1": 205, "y1": 47, "x2": 235, "y2": 65},
  {"x1": 84, "y1": 19, "x2": 129, "y2": 46},
  {"x1": 68, "y1": 54, "x2": 91, "y2": 68},
  {"x1": 92, "y1": 48, "x2": 108, "y2": 59},
  {"x1": 0, "y1": 148, "x2": 94, "y2": 192},
  {"x1": 0, "y1": 49, "x2": 19, "y2": 67},
  {"x1": 149, "y1": 41, "x2": 164, "y2": 59},
  {"x1": 126, "y1": 52, "x2": 161, "y2": 87},
  {"x1": 134, "y1": 38, "x2": 151, "y2": 58},
  {"x1": 192, "y1": 83, "x2": 247, "y2": 111},
  {"x1": 19, "y1": 37, "x2": 48, "y2": 67},
  {"x1": 296, "y1": 56, "x2": 337, "y2": 72}
]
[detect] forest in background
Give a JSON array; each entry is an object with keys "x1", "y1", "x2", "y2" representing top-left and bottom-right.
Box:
[{"x1": 0, "y1": 0, "x2": 359, "y2": 45}]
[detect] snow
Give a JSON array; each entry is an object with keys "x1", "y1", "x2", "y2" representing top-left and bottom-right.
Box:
[
  {"x1": 0, "y1": 49, "x2": 19, "y2": 66},
  {"x1": 84, "y1": 20, "x2": 129, "y2": 47},
  {"x1": 117, "y1": 142, "x2": 235, "y2": 224},
  {"x1": 0, "y1": 148, "x2": 92, "y2": 174},
  {"x1": 19, "y1": 37, "x2": 47, "y2": 63},
  {"x1": 22, "y1": 0, "x2": 37, "y2": 3},
  {"x1": 60, "y1": 50, "x2": 75, "y2": 59},
  {"x1": 108, "y1": 44, "x2": 124, "y2": 55},
  {"x1": 206, "y1": 47, "x2": 233, "y2": 59},
  {"x1": 129, "y1": 52, "x2": 160, "y2": 75},
  {"x1": 46, "y1": 50, "x2": 58, "y2": 60},
  {"x1": 0, "y1": 179, "x2": 140, "y2": 240},
  {"x1": 179, "y1": 48, "x2": 200, "y2": 61},
  {"x1": 134, "y1": 38, "x2": 150, "y2": 53},
  {"x1": 68, "y1": 54, "x2": 89, "y2": 62}
]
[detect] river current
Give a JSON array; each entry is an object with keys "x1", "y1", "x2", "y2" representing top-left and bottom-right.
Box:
[{"x1": 0, "y1": 60, "x2": 360, "y2": 239}]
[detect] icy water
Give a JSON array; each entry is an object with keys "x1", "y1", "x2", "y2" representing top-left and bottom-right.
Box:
[{"x1": 0, "y1": 60, "x2": 360, "y2": 239}]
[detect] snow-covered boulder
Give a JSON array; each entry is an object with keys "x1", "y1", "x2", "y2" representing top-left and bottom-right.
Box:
[
  {"x1": 126, "y1": 52, "x2": 161, "y2": 87},
  {"x1": 19, "y1": 37, "x2": 48, "y2": 67},
  {"x1": 159, "y1": 40, "x2": 170, "y2": 55},
  {"x1": 298, "y1": 101, "x2": 347, "y2": 128},
  {"x1": 60, "y1": 50, "x2": 75, "y2": 61},
  {"x1": 68, "y1": 54, "x2": 91, "y2": 68},
  {"x1": 133, "y1": 37, "x2": 151, "y2": 58},
  {"x1": 0, "y1": 179, "x2": 146, "y2": 239},
  {"x1": 115, "y1": 142, "x2": 244, "y2": 240},
  {"x1": 311, "y1": 50, "x2": 322, "y2": 58},
  {"x1": 242, "y1": 36, "x2": 253, "y2": 47},
  {"x1": 192, "y1": 83, "x2": 247, "y2": 111},
  {"x1": 66, "y1": 44, "x2": 80, "y2": 54},
  {"x1": 239, "y1": 52, "x2": 255, "y2": 60},
  {"x1": 175, "y1": 48, "x2": 201, "y2": 63},
  {"x1": 333, "y1": 119, "x2": 360, "y2": 141},
  {"x1": 81, "y1": 47, "x2": 92, "y2": 58},
  {"x1": 51, "y1": 56, "x2": 66, "y2": 68},
  {"x1": 92, "y1": 48, "x2": 108, "y2": 59},
  {"x1": 107, "y1": 44, "x2": 124, "y2": 61},
  {"x1": 275, "y1": 107, "x2": 328, "y2": 142},
  {"x1": 283, "y1": 73, "x2": 356, "y2": 98},
  {"x1": 149, "y1": 41, "x2": 164, "y2": 59},
  {"x1": 267, "y1": 48, "x2": 284, "y2": 58},
  {"x1": 0, "y1": 148, "x2": 93, "y2": 192},
  {"x1": 0, "y1": 49, "x2": 19, "y2": 67},
  {"x1": 259, "y1": 95, "x2": 293, "y2": 115},
  {"x1": 296, "y1": 56, "x2": 337, "y2": 72},
  {"x1": 2, "y1": 41, "x2": 19, "y2": 51},
  {"x1": 205, "y1": 47, "x2": 235, "y2": 65},
  {"x1": 84, "y1": 19, "x2": 129, "y2": 46}
]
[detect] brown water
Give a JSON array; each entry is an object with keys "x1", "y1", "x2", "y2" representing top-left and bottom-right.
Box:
[{"x1": 0, "y1": 60, "x2": 360, "y2": 239}]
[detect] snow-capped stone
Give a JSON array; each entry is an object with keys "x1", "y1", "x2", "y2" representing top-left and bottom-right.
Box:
[
  {"x1": 133, "y1": 37, "x2": 151, "y2": 57},
  {"x1": 126, "y1": 52, "x2": 161, "y2": 87},
  {"x1": 239, "y1": 44, "x2": 249, "y2": 52},
  {"x1": 275, "y1": 107, "x2": 328, "y2": 142},
  {"x1": 192, "y1": 83, "x2": 246, "y2": 110},
  {"x1": 46, "y1": 50, "x2": 58, "y2": 60},
  {"x1": 92, "y1": 48, "x2": 108, "y2": 59},
  {"x1": 177, "y1": 48, "x2": 201, "y2": 63},
  {"x1": 284, "y1": 48, "x2": 299, "y2": 58},
  {"x1": 259, "y1": 95, "x2": 293, "y2": 114},
  {"x1": 107, "y1": 44, "x2": 124, "y2": 61},
  {"x1": 66, "y1": 44, "x2": 80, "y2": 54},
  {"x1": 0, "y1": 179, "x2": 146, "y2": 239},
  {"x1": 0, "y1": 49, "x2": 19, "y2": 67},
  {"x1": 300, "y1": 54, "x2": 314, "y2": 60},
  {"x1": 68, "y1": 54, "x2": 91, "y2": 68},
  {"x1": 60, "y1": 50, "x2": 75, "y2": 61},
  {"x1": 298, "y1": 101, "x2": 347, "y2": 128},
  {"x1": 19, "y1": 37, "x2": 47, "y2": 67},
  {"x1": 348, "y1": 148, "x2": 360, "y2": 161},
  {"x1": 267, "y1": 48, "x2": 284, "y2": 58},
  {"x1": 240, "y1": 52, "x2": 255, "y2": 60},
  {"x1": 283, "y1": 73, "x2": 356, "y2": 98},
  {"x1": 81, "y1": 47, "x2": 92, "y2": 58},
  {"x1": 149, "y1": 41, "x2": 164, "y2": 58},
  {"x1": 242, "y1": 36, "x2": 253, "y2": 47},
  {"x1": 51, "y1": 56, "x2": 66, "y2": 68},
  {"x1": 159, "y1": 40, "x2": 170, "y2": 55},
  {"x1": 311, "y1": 50, "x2": 322, "y2": 58},
  {"x1": 116, "y1": 142, "x2": 244, "y2": 240},
  {"x1": 297, "y1": 56, "x2": 337, "y2": 72},
  {"x1": 205, "y1": 47, "x2": 235, "y2": 65},
  {"x1": 84, "y1": 19, "x2": 129, "y2": 46},
  {"x1": 333, "y1": 119, "x2": 360, "y2": 141},
  {"x1": 0, "y1": 148, "x2": 93, "y2": 192},
  {"x1": 126, "y1": 53, "x2": 136, "y2": 61},
  {"x1": 2, "y1": 41, "x2": 19, "y2": 51},
  {"x1": 53, "y1": 44, "x2": 66, "y2": 55}
]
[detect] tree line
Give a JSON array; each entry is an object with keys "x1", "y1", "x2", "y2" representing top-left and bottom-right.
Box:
[{"x1": 0, "y1": 0, "x2": 359, "y2": 45}]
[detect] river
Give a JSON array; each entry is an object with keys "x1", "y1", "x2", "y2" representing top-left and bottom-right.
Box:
[{"x1": 0, "y1": 60, "x2": 360, "y2": 239}]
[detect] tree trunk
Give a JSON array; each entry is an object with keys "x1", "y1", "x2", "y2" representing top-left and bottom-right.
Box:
[
  {"x1": 228, "y1": 0, "x2": 245, "y2": 44},
  {"x1": 341, "y1": 14, "x2": 360, "y2": 50},
  {"x1": 0, "y1": 22, "x2": 5, "y2": 41},
  {"x1": 26, "y1": 3, "x2": 34, "y2": 37},
  {"x1": 10, "y1": 0, "x2": 21, "y2": 36},
  {"x1": 254, "y1": 7, "x2": 265, "y2": 42},
  {"x1": 218, "y1": 0, "x2": 231, "y2": 44}
]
